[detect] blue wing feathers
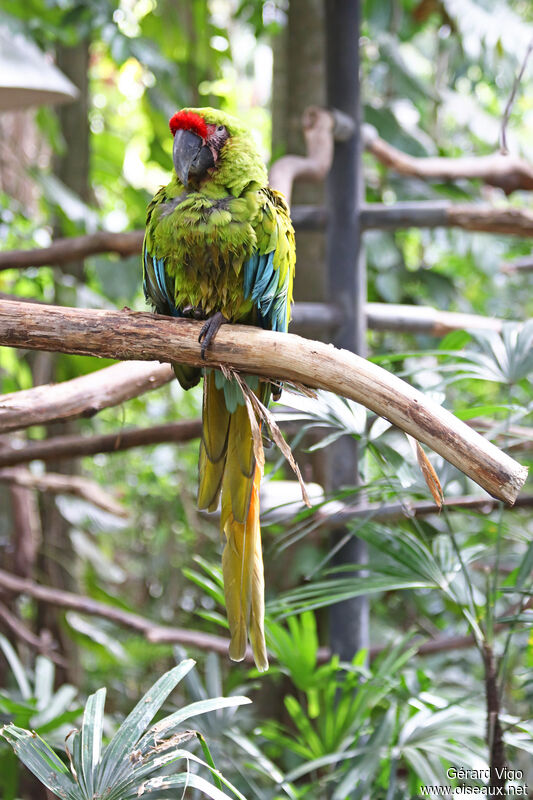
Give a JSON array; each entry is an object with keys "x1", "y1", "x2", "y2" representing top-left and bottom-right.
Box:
[
  {"x1": 243, "y1": 251, "x2": 260, "y2": 296},
  {"x1": 143, "y1": 243, "x2": 180, "y2": 316},
  {"x1": 244, "y1": 247, "x2": 290, "y2": 332}
]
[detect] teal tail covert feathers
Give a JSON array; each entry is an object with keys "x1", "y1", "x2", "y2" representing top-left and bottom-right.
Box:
[{"x1": 143, "y1": 108, "x2": 295, "y2": 671}]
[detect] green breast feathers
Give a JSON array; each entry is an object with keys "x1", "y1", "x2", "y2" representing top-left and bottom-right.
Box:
[
  {"x1": 142, "y1": 107, "x2": 295, "y2": 333},
  {"x1": 144, "y1": 180, "x2": 294, "y2": 330}
]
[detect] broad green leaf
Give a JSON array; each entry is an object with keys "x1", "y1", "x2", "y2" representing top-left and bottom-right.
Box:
[
  {"x1": 224, "y1": 729, "x2": 298, "y2": 799},
  {"x1": 283, "y1": 746, "x2": 366, "y2": 783},
  {"x1": 95, "y1": 660, "x2": 195, "y2": 793},
  {"x1": 137, "y1": 696, "x2": 251, "y2": 752},
  {"x1": 136, "y1": 770, "x2": 236, "y2": 800},
  {"x1": 0, "y1": 725, "x2": 77, "y2": 799},
  {"x1": 80, "y1": 687, "x2": 106, "y2": 799},
  {"x1": 269, "y1": 576, "x2": 429, "y2": 617},
  {"x1": 34, "y1": 656, "x2": 54, "y2": 711}
]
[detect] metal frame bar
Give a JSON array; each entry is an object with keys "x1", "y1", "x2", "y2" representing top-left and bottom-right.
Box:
[{"x1": 325, "y1": 0, "x2": 369, "y2": 660}]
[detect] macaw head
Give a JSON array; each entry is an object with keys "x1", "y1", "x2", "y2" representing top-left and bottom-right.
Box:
[{"x1": 168, "y1": 107, "x2": 267, "y2": 195}]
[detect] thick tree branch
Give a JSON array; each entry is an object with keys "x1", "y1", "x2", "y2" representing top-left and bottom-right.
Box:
[
  {"x1": 363, "y1": 125, "x2": 533, "y2": 195},
  {"x1": 0, "y1": 360, "x2": 174, "y2": 433},
  {"x1": 0, "y1": 602, "x2": 66, "y2": 666},
  {"x1": 0, "y1": 230, "x2": 143, "y2": 270},
  {"x1": 0, "y1": 568, "x2": 237, "y2": 658},
  {"x1": 0, "y1": 467, "x2": 128, "y2": 517},
  {"x1": 0, "y1": 294, "x2": 511, "y2": 337},
  {"x1": 0, "y1": 299, "x2": 527, "y2": 503}
]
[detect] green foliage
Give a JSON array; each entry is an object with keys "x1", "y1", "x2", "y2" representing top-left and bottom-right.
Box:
[{"x1": 1, "y1": 660, "x2": 250, "y2": 800}]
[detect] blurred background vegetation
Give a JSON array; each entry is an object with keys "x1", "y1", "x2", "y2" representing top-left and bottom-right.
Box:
[{"x1": 0, "y1": 0, "x2": 532, "y2": 798}]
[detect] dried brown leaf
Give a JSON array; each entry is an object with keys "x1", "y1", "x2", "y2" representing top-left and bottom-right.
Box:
[
  {"x1": 233, "y1": 372, "x2": 265, "y2": 474},
  {"x1": 232, "y1": 370, "x2": 311, "y2": 507},
  {"x1": 283, "y1": 381, "x2": 319, "y2": 399},
  {"x1": 407, "y1": 434, "x2": 443, "y2": 509}
]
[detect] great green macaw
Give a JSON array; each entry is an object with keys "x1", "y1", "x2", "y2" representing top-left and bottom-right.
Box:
[{"x1": 143, "y1": 108, "x2": 295, "y2": 671}]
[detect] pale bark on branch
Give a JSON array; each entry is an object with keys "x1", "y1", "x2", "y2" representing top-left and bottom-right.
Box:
[
  {"x1": 363, "y1": 125, "x2": 533, "y2": 195},
  {"x1": 365, "y1": 303, "x2": 507, "y2": 336},
  {"x1": 0, "y1": 467, "x2": 128, "y2": 517},
  {"x1": 0, "y1": 294, "x2": 511, "y2": 337},
  {"x1": 0, "y1": 601, "x2": 66, "y2": 666},
  {"x1": 0, "y1": 568, "x2": 236, "y2": 658},
  {"x1": 0, "y1": 359, "x2": 174, "y2": 433},
  {"x1": 500, "y1": 255, "x2": 533, "y2": 274},
  {"x1": 0, "y1": 230, "x2": 143, "y2": 270},
  {"x1": 0, "y1": 299, "x2": 527, "y2": 503}
]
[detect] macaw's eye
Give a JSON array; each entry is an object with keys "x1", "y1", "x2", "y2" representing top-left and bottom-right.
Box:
[{"x1": 217, "y1": 125, "x2": 225, "y2": 132}]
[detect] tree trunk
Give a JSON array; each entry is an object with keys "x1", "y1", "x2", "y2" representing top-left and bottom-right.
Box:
[{"x1": 273, "y1": 0, "x2": 327, "y2": 317}]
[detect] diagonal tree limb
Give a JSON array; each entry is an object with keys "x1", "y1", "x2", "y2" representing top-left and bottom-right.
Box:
[
  {"x1": 0, "y1": 299, "x2": 527, "y2": 503},
  {"x1": 0, "y1": 568, "x2": 235, "y2": 657},
  {"x1": 500, "y1": 255, "x2": 533, "y2": 274},
  {"x1": 0, "y1": 359, "x2": 174, "y2": 433},
  {"x1": 0, "y1": 601, "x2": 66, "y2": 666},
  {"x1": 0, "y1": 569, "x2": 524, "y2": 665},
  {"x1": 317, "y1": 493, "x2": 533, "y2": 526},
  {"x1": 363, "y1": 124, "x2": 533, "y2": 195},
  {"x1": 0, "y1": 230, "x2": 144, "y2": 270}
]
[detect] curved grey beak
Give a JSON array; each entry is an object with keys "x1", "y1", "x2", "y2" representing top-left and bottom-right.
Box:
[{"x1": 173, "y1": 129, "x2": 214, "y2": 187}]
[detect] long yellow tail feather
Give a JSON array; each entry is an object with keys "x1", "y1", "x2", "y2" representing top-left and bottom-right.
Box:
[{"x1": 199, "y1": 373, "x2": 268, "y2": 671}]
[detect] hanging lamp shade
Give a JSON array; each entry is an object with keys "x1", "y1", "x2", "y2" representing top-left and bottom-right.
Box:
[{"x1": 0, "y1": 26, "x2": 78, "y2": 111}]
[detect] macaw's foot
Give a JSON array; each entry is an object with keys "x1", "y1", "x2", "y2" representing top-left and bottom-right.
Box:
[
  {"x1": 198, "y1": 311, "x2": 228, "y2": 359},
  {"x1": 182, "y1": 304, "x2": 206, "y2": 320}
]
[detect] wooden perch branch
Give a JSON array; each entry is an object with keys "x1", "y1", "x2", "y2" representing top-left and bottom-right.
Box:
[
  {"x1": 0, "y1": 299, "x2": 527, "y2": 503},
  {"x1": 0, "y1": 420, "x2": 203, "y2": 467},
  {"x1": 363, "y1": 125, "x2": 533, "y2": 195},
  {"x1": 0, "y1": 467, "x2": 128, "y2": 517},
  {"x1": 0, "y1": 294, "x2": 511, "y2": 338},
  {"x1": 0, "y1": 568, "x2": 238, "y2": 658},
  {"x1": 0, "y1": 359, "x2": 173, "y2": 434}
]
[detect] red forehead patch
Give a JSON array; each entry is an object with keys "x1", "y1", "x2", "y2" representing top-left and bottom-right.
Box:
[{"x1": 169, "y1": 111, "x2": 208, "y2": 139}]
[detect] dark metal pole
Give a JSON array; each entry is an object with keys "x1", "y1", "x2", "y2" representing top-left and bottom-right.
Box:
[{"x1": 325, "y1": 0, "x2": 369, "y2": 660}]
